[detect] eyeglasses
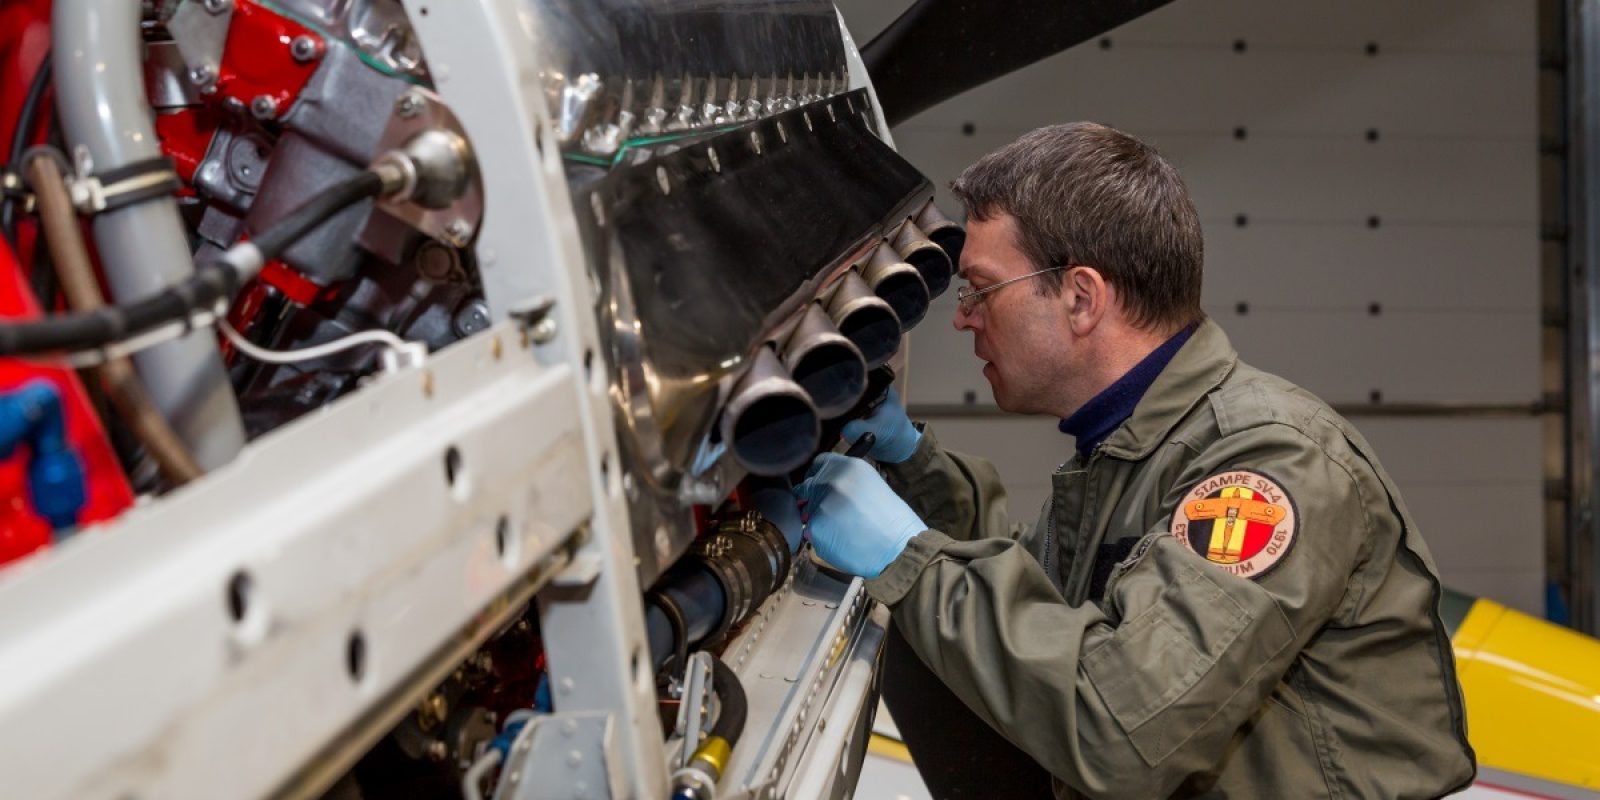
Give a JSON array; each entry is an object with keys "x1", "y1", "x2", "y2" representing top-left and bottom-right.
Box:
[{"x1": 955, "y1": 266, "x2": 1069, "y2": 314}]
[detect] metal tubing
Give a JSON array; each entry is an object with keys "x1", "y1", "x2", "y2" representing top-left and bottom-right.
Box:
[
  {"x1": 722, "y1": 347, "x2": 821, "y2": 477},
  {"x1": 781, "y1": 304, "x2": 868, "y2": 419},
  {"x1": 824, "y1": 271, "x2": 902, "y2": 369},
  {"x1": 54, "y1": 0, "x2": 245, "y2": 469},
  {"x1": 916, "y1": 201, "x2": 966, "y2": 267},
  {"x1": 890, "y1": 219, "x2": 953, "y2": 298},
  {"x1": 861, "y1": 242, "x2": 931, "y2": 329}
]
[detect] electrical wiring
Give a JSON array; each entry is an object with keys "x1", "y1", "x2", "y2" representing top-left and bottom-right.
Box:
[
  {"x1": 217, "y1": 319, "x2": 424, "y2": 369},
  {"x1": 1, "y1": 50, "x2": 51, "y2": 244},
  {"x1": 0, "y1": 167, "x2": 387, "y2": 357}
]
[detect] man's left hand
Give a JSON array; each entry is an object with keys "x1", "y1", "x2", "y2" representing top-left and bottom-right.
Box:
[{"x1": 795, "y1": 453, "x2": 927, "y2": 579}]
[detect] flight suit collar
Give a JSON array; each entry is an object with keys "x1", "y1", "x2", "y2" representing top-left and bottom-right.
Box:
[{"x1": 1096, "y1": 317, "x2": 1237, "y2": 461}]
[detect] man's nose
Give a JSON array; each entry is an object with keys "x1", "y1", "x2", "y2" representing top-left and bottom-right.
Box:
[{"x1": 954, "y1": 304, "x2": 977, "y2": 332}]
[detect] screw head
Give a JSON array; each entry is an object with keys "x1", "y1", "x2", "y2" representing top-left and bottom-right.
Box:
[
  {"x1": 444, "y1": 219, "x2": 473, "y2": 246},
  {"x1": 202, "y1": 0, "x2": 232, "y2": 13},
  {"x1": 425, "y1": 740, "x2": 449, "y2": 761},
  {"x1": 249, "y1": 95, "x2": 279, "y2": 119},
  {"x1": 289, "y1": 35, "x2": 320, "y2": 63},
  {"x1": 188, "y1": 64, "x2": 217, "y2": 87},
  {"x1": 221, "y1": 96, "x2": 245, "y2": 114},
  {"x1": 530, "y1": 316, "x2": 558, "y2": 344},
  {"x1": 395, "y1": 92, "x2": 425, "y2": 118}
]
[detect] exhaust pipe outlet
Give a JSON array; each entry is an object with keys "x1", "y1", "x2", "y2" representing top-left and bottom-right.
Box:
[
  {"x1": 825, "y1": 271, "x2": 903, "y2": 369},
  {"x1": 891, "y1": 220, "x2": 954, "y2": 298},
  {"x1": 861, "y1": 242, "x2": 931, "y2": 329},
  {"x1": 722, "y1": 346, "x2": 822, "y2": 476},
  {"x1": 916, "y1": 202, "x2": 967, "y2": 267},
  {"x1": 782, "y1": 304, "x2": 869, "y2": 418}
]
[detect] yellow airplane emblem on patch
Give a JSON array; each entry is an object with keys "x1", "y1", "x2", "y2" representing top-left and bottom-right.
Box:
[{"x1": 1185, "y1": 486, "x2": 1286, "y2": 564}]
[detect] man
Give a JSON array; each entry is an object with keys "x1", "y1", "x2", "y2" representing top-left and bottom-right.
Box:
[{"x1": 792, "y1": 123, "x2": 1476, "y2": 798}]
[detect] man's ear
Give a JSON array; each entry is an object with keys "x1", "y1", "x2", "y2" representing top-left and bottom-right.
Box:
[{"x1": 1064, "y1": 266, "x2": 1109, "y2": 336}]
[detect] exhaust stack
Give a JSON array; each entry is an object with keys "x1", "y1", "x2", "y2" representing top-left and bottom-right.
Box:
[
  {"x1": 782, "y1": 304, "x2": 868, "y2": 419},
  {"x1": 891, "y1": 220, "x2": 954, "y2": 298},
  {"x1": 722, "y1": 346, "x2": 822, "y2": 477},
  {"x1": 825, "y1": 271, "x2": 903, "y2": 369},
  {"x1": 916, "y1": 202, "x2": 967, "y2": 267},
  {"x1": 861, "y1": 243, "x2": 931, "y2": 329}
]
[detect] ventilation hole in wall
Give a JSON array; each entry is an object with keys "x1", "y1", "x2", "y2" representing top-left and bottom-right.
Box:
[
  {"x1": 1369, "y1": 390, "x2": 1384, "y2": 404},
  {"x1": 1366, "y1": 215, "x2": 1382, "y2": 229},
  {"x1": 1365, "y1": 41, "x2": 1379, "y2": 56},
  {"x1": 347, "y1": 631, "x2": 367, "y2": 683},
  {"x1": 444, "y1": 446, "x2": 462, "y2": 488},
  {"x1": 1368, "y1": 302, "x2": 1382, "y2": 316},
  {"x1": 1365, "y1": 128, "x2": 1380, "y2": 143},
  {"x1": 1099, "y1": 37, "x2": 1113, "y2": 50},
  {"x1": 1234, "y1": 213, "x2": 1249, "y2": 228},
  {"x1": 961, "y1": 121, "x2": 976, "y2": 136},
  {"x1": 227, "y1": 571, "x2": 252, "y2": 623},
  {"x1": 1235, "y1": 301, "x2": 1250, "y2": 316},
  {"x1": 1232, "y1": 39, "x2": 1248, "y2": 53},
  {"x1": 1233, "y1": 126, "x2": 1248, "y2": 141}
]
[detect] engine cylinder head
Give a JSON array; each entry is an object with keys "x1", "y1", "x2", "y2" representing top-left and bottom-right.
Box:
[
  {"x1": 722, "y1": 346, "x2": 821, "y2": 477},
  {"x1": 781, "y1": 303, "x2": 868, "y2": 419},
  {"x1": 915, "y1": 201, "x2": 967, "y2": 267},
  {"x1": 890, "y1": 219, "x2": 953, "y2": 299},
  {"x1": 861, "y1": 242, "x2": 931, "y2": 329},
  {"x1": 824, "y1": 271, "x2": 902, "y2": 369}
]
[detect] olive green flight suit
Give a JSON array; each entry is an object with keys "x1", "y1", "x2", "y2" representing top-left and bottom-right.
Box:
[{"x1": 868, "y1": 319, "x2": 1476, "y2": 799}]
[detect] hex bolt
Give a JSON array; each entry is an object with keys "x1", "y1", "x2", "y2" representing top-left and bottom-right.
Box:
[
  {"x1": 395, "y1": 91, "x2": 426, "y2": 118},
  {"x1": 221, "y1": 96, "x2": 245, "y2": 114},
  {"x1": 290, "y1": 35, "x2": 320, "y2": 63},
  {"x1": 250, "y1": 95, "x2": 279, "y2": 120},
  {"x1": 202, "y1": 0, "x2": 232, "y2": 13}
]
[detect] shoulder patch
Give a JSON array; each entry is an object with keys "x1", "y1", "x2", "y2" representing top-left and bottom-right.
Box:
[{"x1": 1169, "y1": 469, "x2": 1298, "y2": 579}]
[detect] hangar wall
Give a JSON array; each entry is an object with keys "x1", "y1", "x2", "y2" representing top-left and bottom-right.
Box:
[{"x1": 839, "y1": 0, "x2": 1545, "y2": 613}]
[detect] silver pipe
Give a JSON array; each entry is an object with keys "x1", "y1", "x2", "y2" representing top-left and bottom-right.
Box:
[
  {"x1": 781, "y1": 303, "x2": 867, "y2": 419},
  {"x1": 916, "y1": 201, "x2": 966, "y2": 267},
  {"x1": 891, "y1": 219, "x2": 953, "y2": 298},
  {"x1": 824, "y1": 270, "x2": 902, "y2": 368},
  {"x1": 722, "y1": 347, "x2": 821, "y2": 477},
  {"x1": 860, "y1": 242, "x2": 930, "y2": 329},
  {"x1": 54, "y1": 0, "x2": 245, "y2": 469}
]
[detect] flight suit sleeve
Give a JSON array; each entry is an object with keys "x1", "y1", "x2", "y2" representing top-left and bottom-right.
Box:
[
  {"x1": 866, "y1": 421, "x2": 1370, "y2": 798},
  {"x1": 878, "y1": 425, "x2": 1021, "y2": 543}
]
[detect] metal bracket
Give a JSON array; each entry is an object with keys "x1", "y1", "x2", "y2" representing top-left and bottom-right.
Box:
[
  {"x1": 168, "y1": 0, "x2": 233, "y2": 94},
  {"x1": 672, "y1": 651, "x2": 716, "y2": 769},
  {"x1": 494, "y1": 712, "x2": 621, "y2": 800},
  {"x1": 361, "y1": 86, "x2": 485, "y2": 248}
]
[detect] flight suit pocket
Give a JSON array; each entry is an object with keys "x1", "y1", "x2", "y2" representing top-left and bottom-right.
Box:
[
  {"x1": 1082, "y1": 559, "x2": 1258, "y2": 766},
  {"x1": 1082, "y1": 605, "x2": 1209, "y2": 732}
]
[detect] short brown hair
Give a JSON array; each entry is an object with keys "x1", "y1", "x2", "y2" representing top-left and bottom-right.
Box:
[{"x1": 950, "y1": 122, "x2": 1204, "y2": 331}]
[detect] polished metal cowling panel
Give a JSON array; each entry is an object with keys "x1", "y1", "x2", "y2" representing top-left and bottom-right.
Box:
[
  {"x1": 576, "y1": 90, "x2": 936, "y2": 582},
  {"x1": 521, "y1": 0, "x2": 848, "y2": 155}
]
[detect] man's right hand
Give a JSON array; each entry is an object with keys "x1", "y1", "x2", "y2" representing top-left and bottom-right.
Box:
[{"x1": 841, "y1": 387, "x2": 921, "y2": 463}]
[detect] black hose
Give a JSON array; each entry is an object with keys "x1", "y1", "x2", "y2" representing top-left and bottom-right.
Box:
[
  {"x1": 646, "y1": 590, "x2": 690, "y2": 678},
  {"x1": 0, "y1": 168, "x2": 385, "y2": 357},
  {"x1": 250, "y1": 169, "x2": 383, "y2": 260},
  {"x1": 2, "y1": 51, "x2": 52, "y2": 244},
  {"x1": 708, "y1": 656, "x2": 747, "y2": 747}
]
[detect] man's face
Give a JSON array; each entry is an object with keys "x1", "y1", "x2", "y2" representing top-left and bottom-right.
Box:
[{"x1": 953, "y1": 213, "x2": 1071, "y2": 414}]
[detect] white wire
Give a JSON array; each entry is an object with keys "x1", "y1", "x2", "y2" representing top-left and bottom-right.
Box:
[
  {"x1": 461, "y1": 748, "x2": 503, "y2": 800},
  {"x1": 217, "y1": 318, "x2": 412, "y2": 365}
]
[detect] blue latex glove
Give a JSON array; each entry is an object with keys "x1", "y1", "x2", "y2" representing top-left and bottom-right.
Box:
[
  {"x1": 840, "y1": 387, "x2": 921, "y2": 464},
  {"x1": 748, "y1": 479, "x2": 805, "y2": 552},
  {"x1": 795, "y1": 453, "x2": 926, "y2": 578}
]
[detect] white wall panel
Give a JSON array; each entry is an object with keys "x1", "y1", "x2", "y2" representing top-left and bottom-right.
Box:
[{"x1": 841, "y1": 0, "x2": 1543, "y2": 613}]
